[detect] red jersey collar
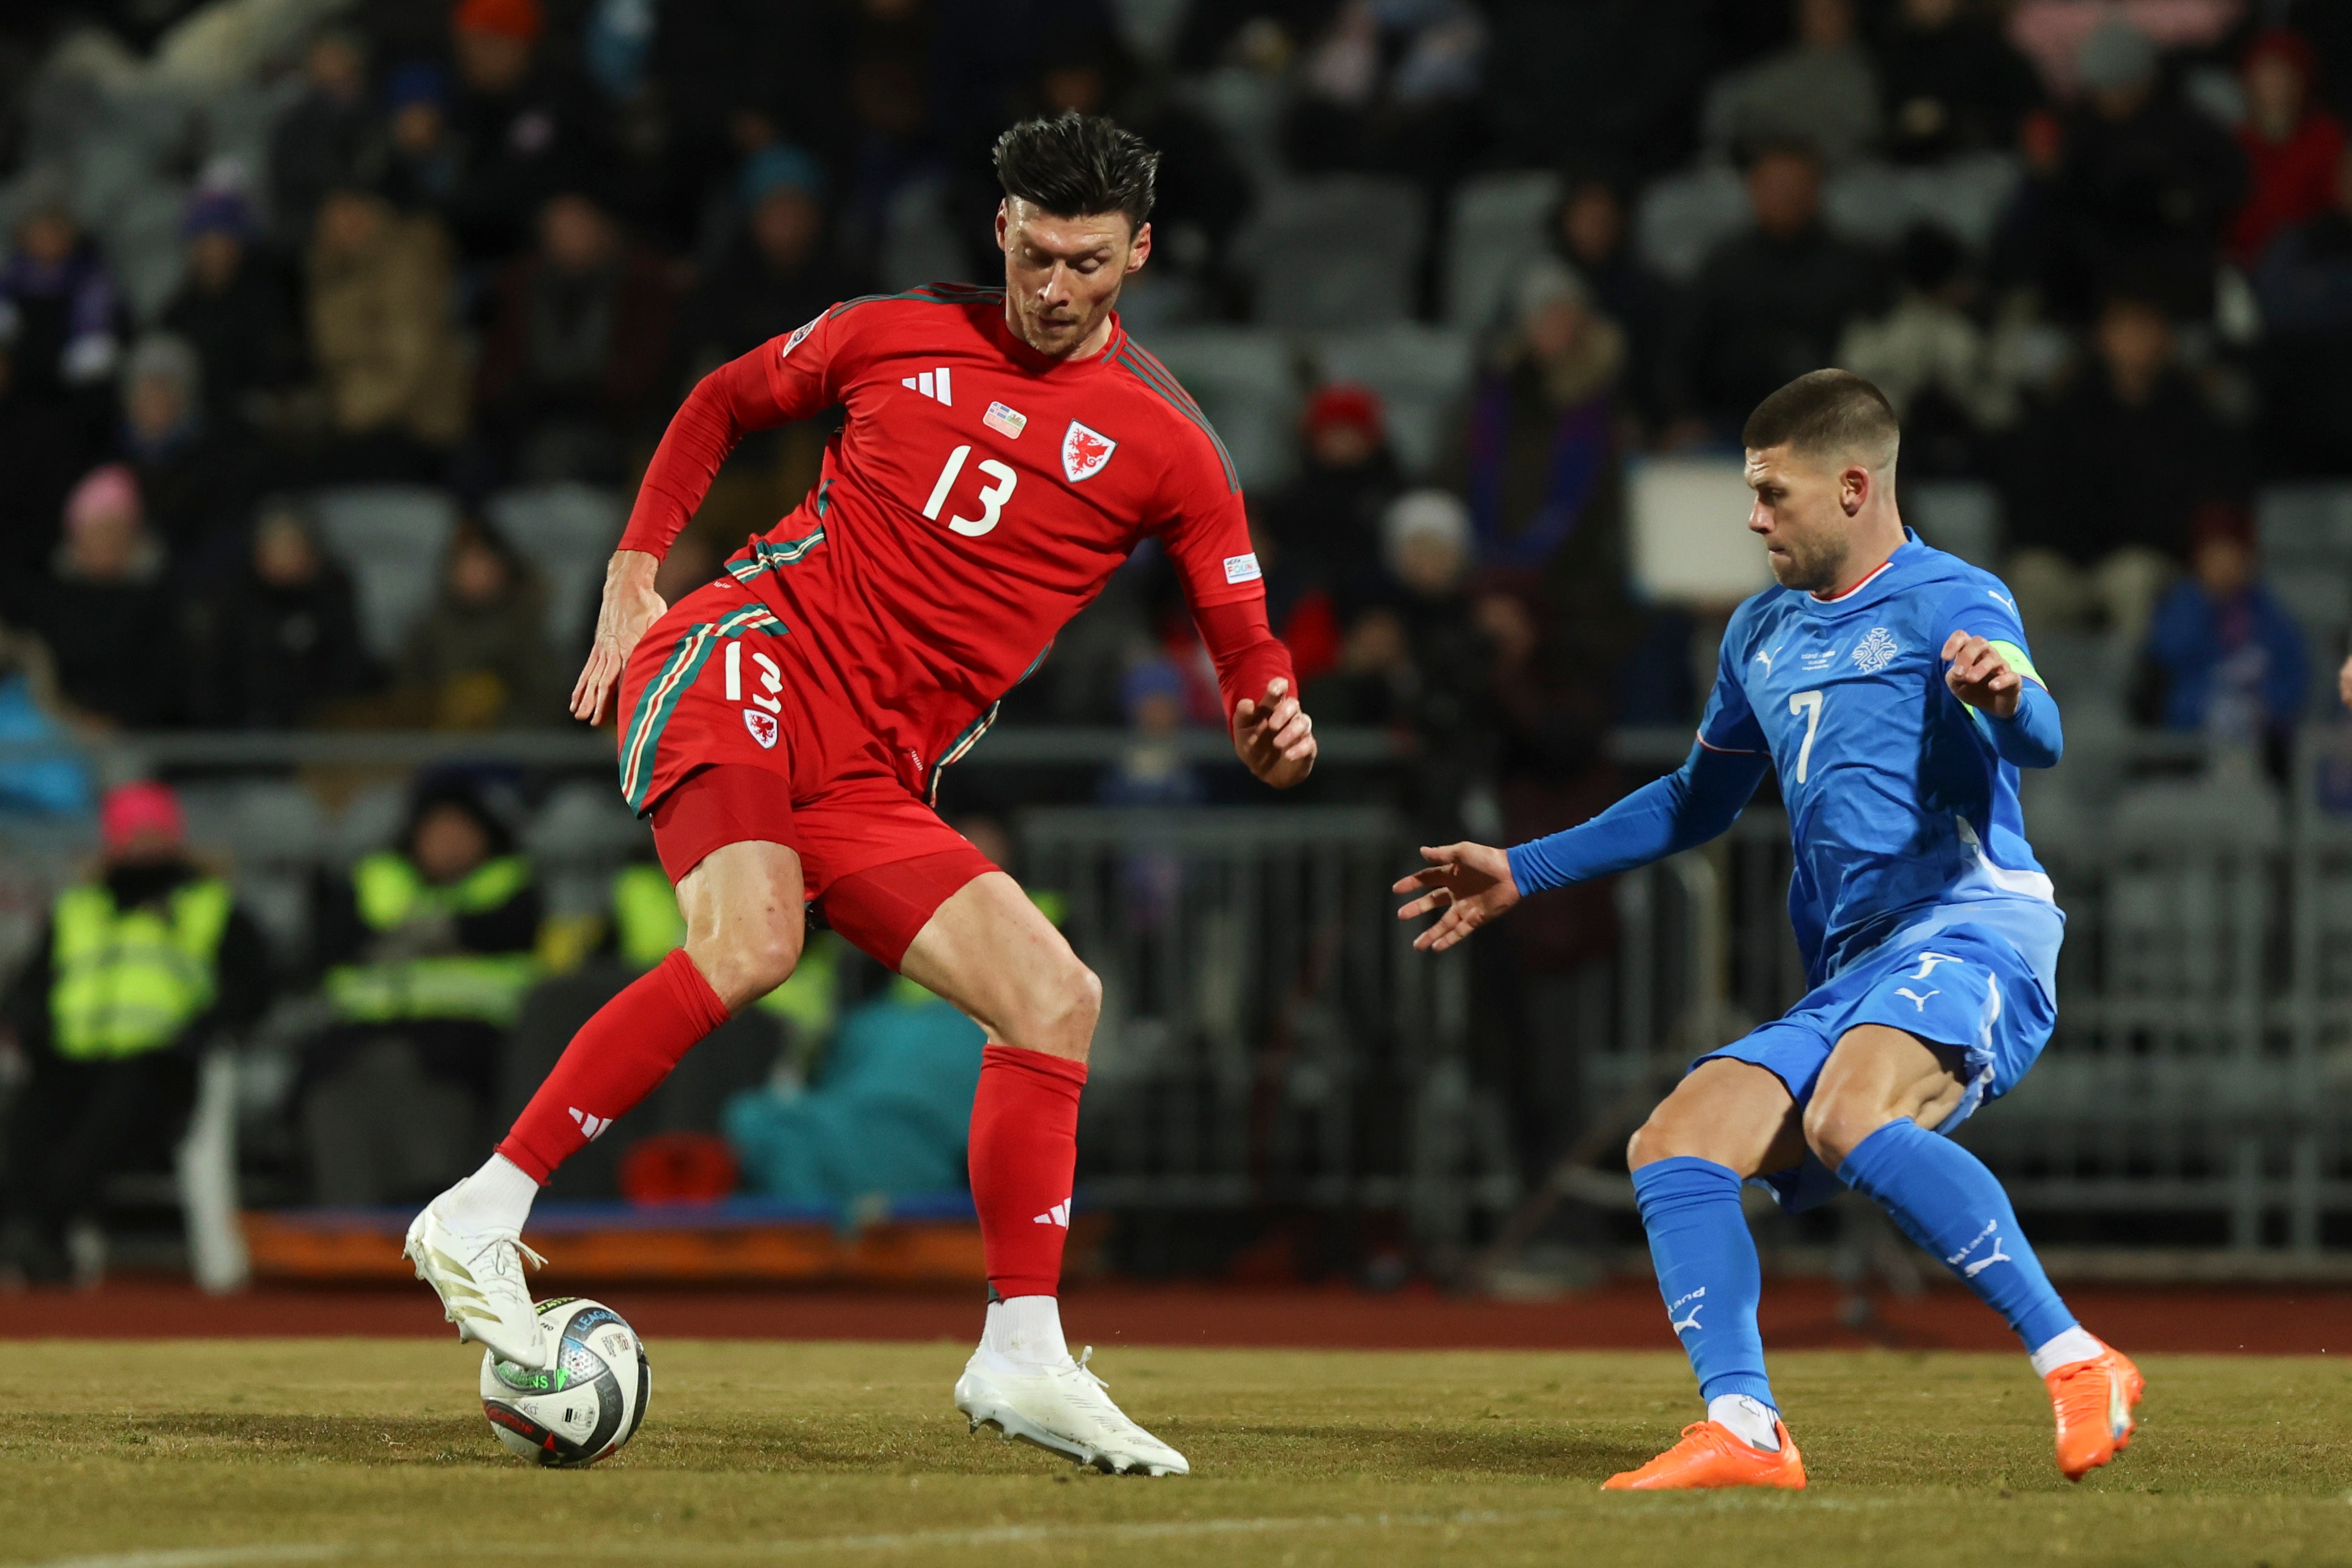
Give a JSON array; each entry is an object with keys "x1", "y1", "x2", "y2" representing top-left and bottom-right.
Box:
[{"x1": 988, "y1": 305, "x2": 1125, "y2": 378}]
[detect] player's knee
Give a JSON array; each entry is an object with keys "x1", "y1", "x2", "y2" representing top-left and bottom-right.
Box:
[
  {"x1": 693, "y1": 918, "x2": 802, "y2": 1011},
  {"x1": 1017, "y1": 955, "x2": 1100, "y2": 1058},
  {"x1": 1626, "y1": 1109, "x2": 1687, "y2": 1171},
  {"x1": 1801, "y1": 1091, "x2": 1880, "y2": 1172}
]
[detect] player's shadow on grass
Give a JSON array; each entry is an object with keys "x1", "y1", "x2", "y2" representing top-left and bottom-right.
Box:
[
  {"x1": 80, "y1": 1415, "x2": 505, "y2": 1465},
  {"x1": 1227, "y1": 1423, "x2": 1654, "y2": 1479}
]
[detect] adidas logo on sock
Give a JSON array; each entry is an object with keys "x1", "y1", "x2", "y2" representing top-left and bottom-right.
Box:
[
  {"x1": 901, "y1": 367, "x2": 953, "y2": 406},
  {"x1": 570, "y1": 1108, "x2": 612, "y2": 1140},
  {"x1": 1032, "y1": 1199, "x2": 1070, "y2": 1228}
]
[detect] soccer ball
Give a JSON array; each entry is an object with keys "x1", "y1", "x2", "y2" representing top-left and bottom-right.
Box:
[{"x1": 480, "y1": 1297, "x2": 651, "y2": 1467}]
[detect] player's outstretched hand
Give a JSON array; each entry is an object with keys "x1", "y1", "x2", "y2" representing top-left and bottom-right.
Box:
[
  {"x1": 572, "y1": 550, "x2": 667, "y2": 726},
  {"x1": 1393, "y1": 842, "x2": 1519, "y2": 953},
  {"x1": 1942, "y1": 631, "x2": 2022, "y2": 719},
  {"x1": 1232, "y1": 677, "x2": 1317, "y2": 788}
]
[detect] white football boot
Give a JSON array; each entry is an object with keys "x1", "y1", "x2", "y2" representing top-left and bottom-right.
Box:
[
  {"x1": 955, "y1": 1346, "x2": 1190, "y2": 1475},
  {"x1": 402, "y1": 1195, "x2": 550, "y2": 1370}
]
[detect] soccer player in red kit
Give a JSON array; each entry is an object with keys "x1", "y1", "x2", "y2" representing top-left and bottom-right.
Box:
[{"x1": 404, "y1": 112, "x2": 1314, "y2": 1475}]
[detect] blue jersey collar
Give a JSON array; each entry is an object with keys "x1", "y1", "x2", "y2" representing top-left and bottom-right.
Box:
[{"x1": 1798, "y1": 529, "x2": 1924, "y2": 616}]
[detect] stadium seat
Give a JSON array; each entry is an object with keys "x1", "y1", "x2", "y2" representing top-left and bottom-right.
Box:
[
  {"x1": 311, "y1": 485, "x2": 459, "y2": 665},
  {"x1": 1129, "y1": 326, "x2": 1301, "y2": 492},
  {"x1": 488, "y1": 484, "x2": 627, "y2": 656},
  {"x1": 328, "y1": 781, "x2": 409, "y2": 867},
  {"x1": 1233, "y1": 176, "x2": 1427, "y2": 331},
  {"x1": 1822, "y1": 154, "x2": 2021, "y2": 252},
  {"x1": 1443, "y1": 171, "x2": 1560, "y2": 334},
  {"x1": 2256, "y1": 482, "x2": 2352, "y2": 562},
  {"x1": 1311, "y1": 324, "x2": 1475, "y2": 478},
  {"x1": 876, "y1": 174, "x2": 967, "y2": 294},
  {"x1": 1634, "y1": 163, "x2": 1748, "y2": 282},
  {"x1": 525, "y1": 780, "x2": 650, "y2": 918},
  {"x1": 96, "y1": 179, "x2": 187, "y2": 322},
  {"x1": 1904, "y1": 479, "x2": 2004, "y2": 568}
]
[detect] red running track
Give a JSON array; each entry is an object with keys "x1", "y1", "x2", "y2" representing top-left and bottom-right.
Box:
[{"x1": 1, "y1": 1278, "x2": 2346, "y2": 1355}]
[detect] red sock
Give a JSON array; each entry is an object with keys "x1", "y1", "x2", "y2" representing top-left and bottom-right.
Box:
[
  {"x1": 497, "y1": 949, "x2": 732, "y2": 1181},
  {"x1": 968, "y1": 1043, "x2": 1087, "y2": 1298}
]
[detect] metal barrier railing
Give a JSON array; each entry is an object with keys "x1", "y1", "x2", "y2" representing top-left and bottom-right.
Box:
[
  {"x1": 1577, "y1": 798, "x2": 2352, "y2": 1258},
  {"x1": 1020, "y1": 806, "x2": 1519, "y2": 1260}
]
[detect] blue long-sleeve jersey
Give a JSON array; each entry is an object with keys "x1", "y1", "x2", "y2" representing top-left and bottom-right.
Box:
[{"x1": 1509, "y1": 532, "x2": 2064, "y2": 990}]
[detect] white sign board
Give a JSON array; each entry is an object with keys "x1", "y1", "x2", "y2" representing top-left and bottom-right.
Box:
[{"x1": 1628, "y1": 456, "x2": 1775, "y2": 604}]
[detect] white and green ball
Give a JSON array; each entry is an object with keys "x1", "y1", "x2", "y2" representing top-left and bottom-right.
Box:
[{"x1": 480, "y1": 1297, "x2": 651, "y2": 1467}]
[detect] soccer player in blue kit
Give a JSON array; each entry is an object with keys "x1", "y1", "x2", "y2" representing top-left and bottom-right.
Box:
[{"x1": 1395, "y1": 371, "x2": 2143, "y2": 1490}]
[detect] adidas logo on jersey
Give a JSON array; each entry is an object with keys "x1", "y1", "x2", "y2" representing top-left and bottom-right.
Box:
[
  {"x1": 1032, "y1": 1199, "x2": 1071, "y2": 1228},
  {"x1": 901, "y1": 367, "x2": 953, "y2": 406},
  {"x1": 570, "y1": 1108, "x2": 612, "y2": 1140}
]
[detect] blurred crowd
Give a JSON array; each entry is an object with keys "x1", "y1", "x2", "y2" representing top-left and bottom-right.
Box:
[
  {"x1": 0, "y1": 0, "x2": 2339, "y2": 788},
  {"x1": 5, "y1": 0, "x2": 2350, "y2": 1263}
]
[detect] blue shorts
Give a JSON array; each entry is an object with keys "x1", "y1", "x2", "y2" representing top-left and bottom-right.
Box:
[{"x1": 1693, "y1": 917, "x2": 2058, "y2": 1213}]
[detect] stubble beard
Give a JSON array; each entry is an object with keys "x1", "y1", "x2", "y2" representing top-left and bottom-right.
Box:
[{"x1": 1769, "y1": 529, "x2": 1848, "y2": 595}]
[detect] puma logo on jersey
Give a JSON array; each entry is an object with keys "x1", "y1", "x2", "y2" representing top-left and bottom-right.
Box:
[
  {"x1": 1062, "y1": 421, "x2": 1116, "y2": 482},
  {"x1": 1033, "y1": 1199, "x2": 1071, "y2": 1228},
  {"x1": 570, "y1": 1108, "x2": 612, "y2": 1140},
  {"x1": 984, "y1": 400, "x2": 1026, "y2": 438},
  {"x1": 1895, "y1": 986, "x2": 1940, "y2": 1010},
  {"x1": 1754, "y1": 646, "x2": 1778, "y2": 671},
  {"x1": 901, "y1": 367, "x2": 953, "y2": 406}
]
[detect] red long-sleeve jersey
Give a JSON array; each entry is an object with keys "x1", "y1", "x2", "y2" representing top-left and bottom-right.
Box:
[{"x1": 619, "y1": 282, "x2": 1294, "y2": 788}]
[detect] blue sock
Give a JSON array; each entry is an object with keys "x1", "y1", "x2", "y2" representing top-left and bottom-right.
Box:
[
  {"x1": 1838, "y1": 1118, "x2": 2076, "y2": 1351},
  {"x1": 1631, "y1": 1157, "x2": 1774, "y2": 1409}
]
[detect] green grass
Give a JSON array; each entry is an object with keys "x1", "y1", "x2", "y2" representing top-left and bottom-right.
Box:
[{"x1": 2, "y1": 1341, "x2": 2348, "y2": 1567}]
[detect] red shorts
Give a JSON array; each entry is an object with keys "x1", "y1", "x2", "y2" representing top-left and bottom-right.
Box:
[{"x1": 615, "y1": 581, "x2": 994, "y2": 967}]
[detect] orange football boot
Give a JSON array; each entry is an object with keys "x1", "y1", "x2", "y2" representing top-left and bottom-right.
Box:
[
  {"x1": 1602, "y1": 1419, "x2": 1807, "y2": 1491},
  {"x1": 2046, "y1": 1339, "x2": 2145, "y2": 1481}
]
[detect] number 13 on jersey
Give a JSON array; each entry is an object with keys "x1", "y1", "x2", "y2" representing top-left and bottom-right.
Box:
[{"x1": 924, "y1": 444, "x2": 1017, "y2": 538}]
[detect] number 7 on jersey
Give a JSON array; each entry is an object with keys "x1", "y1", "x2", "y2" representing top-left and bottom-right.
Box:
[{"x1": 1789, "y1": 689, "x2": 1823, "y2": 783}]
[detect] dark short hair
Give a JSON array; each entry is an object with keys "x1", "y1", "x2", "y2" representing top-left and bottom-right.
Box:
[
  {"x1": 992, "y1": 111, "x2": 1158, "y2": 230},
  {"x1": 1742, "y1": 369, "x2": 1901, "y2": 469}
]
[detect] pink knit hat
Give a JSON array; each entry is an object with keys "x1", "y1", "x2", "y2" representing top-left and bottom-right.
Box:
[
  {"x1": 65, "y1": 464, "x2": 142, "y2": 533},
  {"x1": 100, "y1": 781, "x2": 186, "y2": 853}
]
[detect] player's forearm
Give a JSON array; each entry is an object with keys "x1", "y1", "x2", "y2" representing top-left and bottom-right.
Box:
[
  {"x1": 1194, "y1": 596, "x2": 1295, "y2": 721},
  {"x1": 1506, "y1": 743, "x2": 1767, "y2": 893},
  {"x1": 1978, "y1": 680, "x2": 2063, "y2": 769},
  {"x1": 617, "y1": 351, "x2": 788, "y2": 556}
]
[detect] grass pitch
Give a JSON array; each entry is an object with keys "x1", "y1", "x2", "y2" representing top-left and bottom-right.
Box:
[{"x1": 2, "y1": 1340, "x2": 2347, "y2": 1568}]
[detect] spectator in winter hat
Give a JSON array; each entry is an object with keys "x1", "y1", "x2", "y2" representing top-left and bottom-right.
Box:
[
  {"x1": 0, "y1": 200, "x2": 122, "y2": 401},
  {"x1": 26, "y1": 466, "x2": 187, "y2": 729},
  {"x1": 161, "y1": 187, "x2": 305, "y2": 428}
]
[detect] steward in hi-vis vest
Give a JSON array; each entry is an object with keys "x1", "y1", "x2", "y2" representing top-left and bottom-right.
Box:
[
  {"x1": 298, "y1": 774, "x2": 543, "y2": 1205},
  {"x1": 0, "y1": 782, "x2": 272, "y2": 1285}
]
